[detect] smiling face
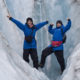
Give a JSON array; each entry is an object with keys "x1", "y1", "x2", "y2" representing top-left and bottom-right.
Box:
[
  {"x1": 27, "y1": 20, "x2": 33, "y2": 28},
  {"x1": 56, "y1": 20, "x2": 63, "y2": 27},
  {"x1": 56, "y1": 23, "x2": 62, "y2": 27},
  {"x1": 26, "y1": 18, "x2": 33, "y2": 28}
]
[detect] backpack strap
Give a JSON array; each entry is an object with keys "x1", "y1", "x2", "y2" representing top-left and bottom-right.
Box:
[
  {"x1": 61, "y1": 27, "x2": 67, "y2": 43},
  {"x1": 30, "y1": 25, "x2": 35, "y2": 36},
  {"x1": 30, "y1": 28, "x2": 34, "y2": 35},
  {"x1": 61, "y1": 28, "x2": 64, "y2": 36}
]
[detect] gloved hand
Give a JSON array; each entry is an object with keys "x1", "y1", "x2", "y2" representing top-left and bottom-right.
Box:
[
  {"x1": 46, "y1": 20, "x2": 49, "y2": 24},
  {"x1": 50, "y1": 23, "x2": 54, "y2": 26},
  {"x1": 7, "y1": 15, "x2": 12, "y2": 20},
  {"x1": 67, "y1": 18, "x2": 70, "y2": 21}
]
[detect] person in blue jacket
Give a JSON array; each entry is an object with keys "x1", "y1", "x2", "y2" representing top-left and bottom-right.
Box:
[
  {"x1": 39, "y1": 18, "x2": 71, "y2": 72},
  {"x1": 7, "y1": 15, "x2": 48, "y2": 69}
]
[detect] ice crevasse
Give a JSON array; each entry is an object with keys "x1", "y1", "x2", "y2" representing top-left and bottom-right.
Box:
[
  {"x1": 0, "y1": 0, "x2": 80, "y2": 80},
  {"x1": 0, "y1": 0, "x2": 49, "y2": 80},
  {"x1": 61, "y1": 44, "x2": 80, "y2": 80},
  {"x1": 0, "y1": 33, "x2": 49, "y2": 80}
]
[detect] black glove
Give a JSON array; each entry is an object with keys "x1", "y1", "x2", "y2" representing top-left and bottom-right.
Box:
[
  {"x1": 67, "y1": 18, "x2": 71, "y2": 21},
  {"x1": 9, "y1": 17, "x2": 12, "y2": 20},
  {"x1": 46, "y1": 21, "x2": 49, "y2": 24},
  {"x1": 50, "y1": 24, "x2": 54, "y2": 27}
]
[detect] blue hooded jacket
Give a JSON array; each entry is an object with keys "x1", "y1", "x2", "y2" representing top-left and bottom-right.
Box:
[
  {"x1": 48, "y1": 20, "x2": 71, "y2": 51},
  {"x1": 10, "y1": 18, "x2": 48, "y2": 49}
]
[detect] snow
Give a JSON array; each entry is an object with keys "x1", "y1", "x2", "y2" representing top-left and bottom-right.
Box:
[
  {"x1": 0, "y1": 33, "x2": 49, "y2": 80},
  {"x1": 0, "y1": 0, "x2": 49, "y2": 80},
  {"x1": 60, "y1": 0, "x2": 80, "y2": 80},
  {"x1": 0, "y1": 0, "x2": 80, "y2": 80},
  {"x1": 61, "y1": 43, "x2": 80, "y2": 80}
]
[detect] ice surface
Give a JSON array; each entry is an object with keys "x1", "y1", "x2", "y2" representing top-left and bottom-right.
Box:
[
  {"x1": 0, "y1": 0, "x2": 49, "y2": 80},
  {"x1": 61, "y1": 1, "x2": 80, "y2": 80},
  {"x1": 0, "y1": 33, "x2": 49, "y2": 80},
  {"x1": 61, "y1": 43, "x2": 80, "y2": 80},
  {"x1": 0, "y1": 0, "x2": 80, "y2": 80}
]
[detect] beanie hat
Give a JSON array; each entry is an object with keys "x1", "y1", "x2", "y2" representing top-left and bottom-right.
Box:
[
  {"x1": 26, "y1": 17, "x2": 33, "y2": 23},
  {"x1": 56, "y1": 20, "x2": 63, "y2": 25}
]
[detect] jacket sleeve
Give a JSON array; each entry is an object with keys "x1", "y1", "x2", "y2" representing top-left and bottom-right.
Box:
[
  {"x1": 35, "y1": 21, "x2": 48, "y2": 30},
  {"x1": 48, "y1": 25, "x2": 55, "y2": 34},
  {"x1": 63, "y1": 20, "x2": 71, "y2": 33},
  {"x1": 10, "y1": 17, "x2": 25, "y2": 31}
]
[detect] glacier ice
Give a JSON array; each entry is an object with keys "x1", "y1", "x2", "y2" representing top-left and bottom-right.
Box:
[
  {"x1": 61, "y1": 44, "x2": 80, "y2": 80},
  {"x1": 61, "y1": 0, "x2": 80, "y2": 80},
  {"x1": 0, "y1": 0, "x2": 49, "y2": 80},
  {"x1": 0, "y1": 33, "x2": 49, "y2": 80},
  {"x1": 0, "y1": 0, "x2": 80, "y2": 80}
]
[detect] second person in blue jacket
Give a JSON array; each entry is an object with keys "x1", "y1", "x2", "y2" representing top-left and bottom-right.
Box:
[
  {"x1": 39, "y1": 18, "x2": 71, "y2": 73},
  {"x1": 7, "y1": 15, "x2": 48, "y2": 69}
]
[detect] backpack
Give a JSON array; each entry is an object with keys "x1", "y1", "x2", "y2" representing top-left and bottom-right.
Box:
[{"x1": 61, "y1": 28, "x2": 67, "y2": 43}]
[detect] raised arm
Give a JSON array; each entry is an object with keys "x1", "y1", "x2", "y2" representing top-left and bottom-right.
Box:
[
  {"x1": 48, "y1": 24, "x2": 55, "y2": 34},
  {"x1": 35, "y1": 21, "x2": 48, "y2": 30},
  {"x1": 7, "y1": 16, "x2": 25, "y2": 31},
  {"x1": 63, "y1": 19, "x2": 71, "y2": 33}
]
